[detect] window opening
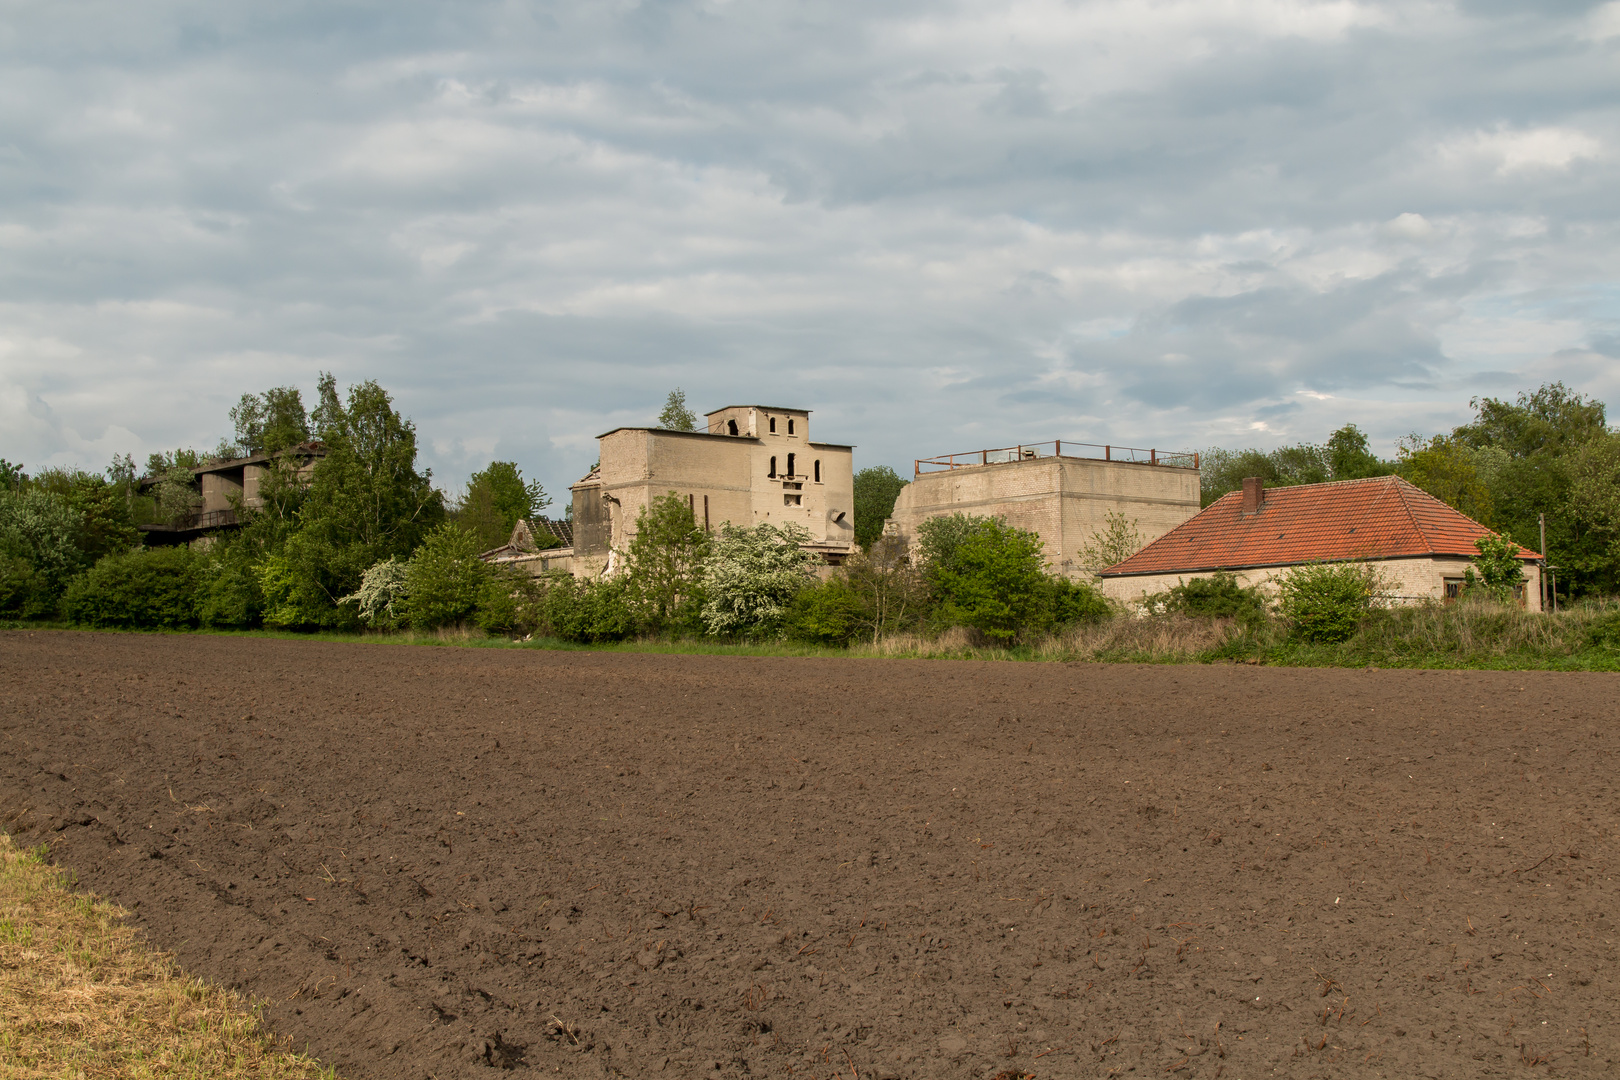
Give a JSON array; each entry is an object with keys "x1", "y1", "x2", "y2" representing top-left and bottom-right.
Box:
[
  {"x1": 814, "y1": 459, "x2": 821, "y2": 483},
  {"x1": 769, "y1": 416, "x2": 777, "y2": 433},
  {"x1": 769, "y1": 456, "x2": 777, "y2": 478},
  {"x1": 727, "y1": 419, "x2": 738, "y2": 436},
  {"x1": 1442, "y1": 577, "x2": 1464, "y2": 603},
  {"x1": 784, "y1": 494, "x2": 802, "y2": 506},
  {"x1": 786, "y1": 453, "x2": 795, "y2": 477},
  {"x1": 787, "y1": 418, "x2": 795, "y2": 435}
]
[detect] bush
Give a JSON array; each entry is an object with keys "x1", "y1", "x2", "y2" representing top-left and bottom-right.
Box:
[
  {"x1": 539, "y1": 574, "x2": 636, "y2": 643},
  {"x1": 1275, "y1": 561, "x2": 1383, "y2": 643},
  {"x1": 475, "y1": 566, "x2": 543, "y2": 637},
  {"x1": 342, "y1": 557, "x2": 409, "y2": 629},
  {"x1": 401, "y1": 525, "x2": 488, "y2": 629},
  {"x1": 1043, "y1": 576, "x2": 1113, "y2": 629},
  {"x1": 61, "y1": 547, "x2": 202, "y2": 629},
  {"x1": 920, "y1": 515, "x2": 1060, "y2": 643},
  {"x1": 0, "y1": 489, "x2": 88, "y2": 618},
  {"x1": 1158, "y1": 572, "x2": 1268, "y2": 623},
  {"x1": 1586, "y1": 610, "x2": 1620, "y2": 653},
  {"x1": 785, "y1": 579, "x2": 869, "y2": 646},
  {"x1": 700, "y1": 522, "x2": 819, "y2": 637},
  {"x1": 196, "y1": 543, "x2": 265, "y2": 628}
]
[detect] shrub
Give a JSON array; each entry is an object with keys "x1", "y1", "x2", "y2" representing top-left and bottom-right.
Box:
[
  {"x1": 921, "y1": 515, "x2": 1055, "y2": 643},
  {"x1": 0, "y1": 489, "x2": 87, "y2": 617},
  {"x1": 1157, "y1": 572, "x2": 1268, "y2": 622},
  {"x1": 539, "y1": 574, "x2": 635, "y2": 643},
  {"x1": 621, "y1": 492, "x2": 710, "y2": 632},
  {"x1": 195, "y1": 541, "x2": 265, "y2": 629},
  {"x1": 1275, "y1": 561, "x2": 1384, "y2": 643},
  {"x1": 61, "y1": 547, "x2": 202, "y2": 629},
  {"x1": 475, "y1": 566, "x2": 543, "y2": 636},
  {"x1": 785, "y1": 579, "x2": 869, "y2": 646},
  {"x1": 1043, "y1": 576, "x2": 1113, "y2": 629},
  {"x1": 700, "y1": 522, "x2": 819, "y2": 637},
  {"x1": 342, "y1": 557, "x2": 409, "y2": 629},
  {"x1": 1586, "y1": 610, "x2": 1620, "y2": 653},
  {"x1": 401, "y1": 525, "x2": 488, "y2": 629},
  {"x1": 1466, "y1": 532, "x2": 1528, "y2": 602}
]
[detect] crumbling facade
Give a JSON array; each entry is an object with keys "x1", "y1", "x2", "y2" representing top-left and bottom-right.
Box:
[
  {"x1": 566, "y1": 405, "x2": 856, "y2": 577},
  {"x1": 139, "y1": 442, "x2": 326, "y2": 546},
  {"x1": 884, "y1": 440, "x2": 1202, "y2": 579}
]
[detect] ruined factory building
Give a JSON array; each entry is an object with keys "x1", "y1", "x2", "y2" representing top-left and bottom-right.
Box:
[
  {"x1": 1098, "y1": 475, "x2": 1544, "y2": 609},
  {"x1": 568, "y1": 405, "x2": 856, "y2": 577},
  {"x1": 139, "y1": 441, "x2": 327, "y2": 547},
  {"x1": 883, "y1": 439, "x2": 1202, "y2": 579}
]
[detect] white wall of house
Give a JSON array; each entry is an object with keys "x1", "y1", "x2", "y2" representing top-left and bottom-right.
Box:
[{"x1": 1101, "y1": 556, "x2": 1544, "y2": 612}]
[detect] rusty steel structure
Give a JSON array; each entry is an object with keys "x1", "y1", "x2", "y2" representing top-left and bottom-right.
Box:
[{"x1": 914, "y1": 440, "x2": 1199, "y2": 478}]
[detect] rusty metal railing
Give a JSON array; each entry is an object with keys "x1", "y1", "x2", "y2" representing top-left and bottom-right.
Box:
[{"x1": 914, "y1": 440, "x2": 1198, "y2": 477}]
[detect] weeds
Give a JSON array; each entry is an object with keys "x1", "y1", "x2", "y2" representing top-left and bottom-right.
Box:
[{"x1": 0, "y1": 833, "x2": 337, "y2": 1079}]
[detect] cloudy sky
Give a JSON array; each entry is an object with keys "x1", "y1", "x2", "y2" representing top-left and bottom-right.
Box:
[{"x1": 3, "y1": 1, "x2": 1618, "y2": 502}]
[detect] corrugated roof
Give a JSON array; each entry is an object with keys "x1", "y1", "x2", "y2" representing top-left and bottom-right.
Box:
[{"x1": 1101, "y1": 475, "x2": 1540, "y2": 577}]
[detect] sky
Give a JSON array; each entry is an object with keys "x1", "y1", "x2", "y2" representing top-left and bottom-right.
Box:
[{"x1": 3, "y1": 0, "x2": 1618, "y2": 505}]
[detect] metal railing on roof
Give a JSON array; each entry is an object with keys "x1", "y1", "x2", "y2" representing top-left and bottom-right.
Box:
[{"x1": 914, "y1": 440, "x2": 1199, "y2": 477}]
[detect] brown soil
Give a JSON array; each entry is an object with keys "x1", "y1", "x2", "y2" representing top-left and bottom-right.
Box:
[{"x1": 2, "y1": 632, "x2": 1616, "y2": 1079}]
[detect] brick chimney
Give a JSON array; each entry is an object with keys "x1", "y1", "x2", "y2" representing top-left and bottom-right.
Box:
[{"x1": 1241, "y1": 476, "x2": 1266, "y2": 515}]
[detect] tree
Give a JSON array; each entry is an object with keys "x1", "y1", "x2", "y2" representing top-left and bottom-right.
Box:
[
  {"x1": 700, "y1": 521, "x2": 819, "y2": 636},
  {"x1": 1568, "y1": 432, "x2": 1620, "y2": 571},
  {"x1": 658, "y1": 389, "x2": 698, "y2": 431},
  {"x1": 401, "y1": 524, "x2": 488, "y2": 629},
  {"x1": 1200, "y1": 423, "x2": 1393, "y2": 506},
  {"x1": 1324, "y1": 424, "x2": 1394, "y2": 481},
  {"x1": 272, "y1": 374, "x2": 444, "y2": 627},
  {"x1": 621, "y1": 492, "x2": 710, "y2": 629},
  {"x1": 30, "y1": 467, "x2": 139, "y2": 563},
  {"x1": 0, "y1": 489, "x2": 86, "y2": 617},
  {"x1": 920, "y1": 515, "x2": 1053, "y2": 643},
  {"x1": 457, "y1": 461, "x2": 552, "y2": 551},
  {"x1": 1076, "y1": 511, "x2": 1143, "y2": 574},
  {"x1": 0, "y1": 459, "x2": 26, "y2": 494},
  {"x1": 1465, "y1": 533, "x2": 1527, "y2": 602},
  {"x1": 229, "y1": 386, "x2": 311, "y2": 457},
  {"x1": 852, "y1": 466, "x2": 908, "y2": 549},
  {"x1": 1395, "y1": 434, "x2": 1496, "y2": 526}
]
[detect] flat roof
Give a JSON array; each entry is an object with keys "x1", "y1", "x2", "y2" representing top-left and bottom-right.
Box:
[
  {"x1": 595, "y1": 426, "x2": 761, "y2": 441},
  {"x1": 703, "y1": 405, "x2": 811, "y2": 416}
]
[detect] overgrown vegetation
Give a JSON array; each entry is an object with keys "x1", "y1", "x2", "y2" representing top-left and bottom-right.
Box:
[{"x1": 0, "y1": 834, "x2": 337, "y2": 1079}]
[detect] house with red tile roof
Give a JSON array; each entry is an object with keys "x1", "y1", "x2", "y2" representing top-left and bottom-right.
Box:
[{"x1": 1098, "y1": 475, "x2": 1543, "y2": 610}]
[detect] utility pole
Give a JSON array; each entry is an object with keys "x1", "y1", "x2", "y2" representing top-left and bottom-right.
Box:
[{"x1": 1539, "y1": 513, "x2": 1548, "y2": 612}]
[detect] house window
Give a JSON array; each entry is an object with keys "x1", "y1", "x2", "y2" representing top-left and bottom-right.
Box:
[
  {"x1": 814, "y1": 459, "x2": 821, "y2": 483},
  {"x1": 769, "y1": 456, "x2": 777, "y2": 478},
  {"x1": 769, "y1": 416, "x2": 777, "y2": 433},
  {"x1": 787, "y1": 418, "x2": 795, "y2": 435},
  {"x1": 786, "y1": 452, "x2": 795, "y2": 478},
  {"x1": 1442, "y1": 577, "x2": 1464, "y2": 603},
  {"x1": 728, "y1": 419, "x2": 738, "y2": 436},
  {"x1": 784, "y1": 494, "x2": 802, "y2": 506}
]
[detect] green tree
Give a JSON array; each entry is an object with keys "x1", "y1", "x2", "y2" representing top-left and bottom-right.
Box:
[
  {"x1": 0, "y1": 489, "x2": 86, "y2": 617},
  {"x1": 622, "y1": 492, "x2": 710, "y2": 630},
  {"x1": 61, "y1": 547, "x2": 202, "y2": 629},
  {"x1": 700, "y1": 521, "x2": 819, "y2": 637},
  {"x1": 1200, "y1": 424, "x2": 1393, "y2": 506},
  {"x1": 1324, "y1": 424, "x2": 1394, "y2": 481},
  {"x1": 1568, "y1": 432, "x2": 1620, "y2": 569},
  {"x1": 272, "y1": 374, "x2": 444, "y2": 628},
  {"x1": 229, "y1": 386, "x2": 311, "y2": 457},
  {"x1": 916, "y1": 513, "x2": 1107, "y2": 643},
  {"x1": 1395, "y1": 434, "x2": 1496, "y2": 526},
  {"x1": 31, "y1": 467, "x2": 139, "y2": 563},
  {"x1": 658, "y1": 389, "x2": 698, "y2": 431},
  {"x1": 1275, "y1": 562, "x2": 1384, "y2": 643},
  {"x1": 400, "y1": 524, "x2": 487, "y2": 629},
  {"x1": 1465, "y1": 533, "x2": 1528, "y2": 601},
  {"x1": 1449, "y1": 382, "x2": 1611, "y2": 596},
  {"x1": 852, "y1": 466, "x2": 908, "y2": 549},
  {"x1": 1076, "y1": 510, "x2": 1143, "y2": 573},
  {"x1": 0, "y1": 459, "x2": 26, "y2": 494},
  {"x1": 456, "y1": 461, "x2": 551, "y2": 551}
]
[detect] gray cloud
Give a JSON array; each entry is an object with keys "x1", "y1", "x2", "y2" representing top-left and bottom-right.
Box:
[{"x1": 1, "y1": 0, "x2": 1617, "y2": 501}]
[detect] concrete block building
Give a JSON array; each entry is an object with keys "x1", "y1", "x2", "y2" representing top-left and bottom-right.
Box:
[
  {"x1": 884, "y1": 440, "x2": 1203, "y2": 579},
  {"x1": 1098, "y1": 475, "x2": 1543, "y2": 609},
  {"x1": 567, "y1": 405, "x2": 856, "y2": 576}
]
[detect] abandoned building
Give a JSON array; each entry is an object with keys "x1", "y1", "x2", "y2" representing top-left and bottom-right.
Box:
[
  {"x1": 479, "y1": 518, "x2": 578, "y2": 576},
  {"x1": 139, "y1": 442, "x2": 327, "y2": 546},
  {"x1": 525, "y1": 405, "x2": 858, "y2": 577},
  {"x1": 882, "y1": 440, "x2": 1203, "y2": 579},
  {"x1": 1097, "y1": 475, "x2": 1543, "y2": 609}
]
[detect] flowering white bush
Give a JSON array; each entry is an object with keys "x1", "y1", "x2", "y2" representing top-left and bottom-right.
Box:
[
  {"x1": 341, "y1": 556, "x2": 409, "y2": 628},
  {"x1": 700, "y1": 521, "x2": 818, "y2": 636}
]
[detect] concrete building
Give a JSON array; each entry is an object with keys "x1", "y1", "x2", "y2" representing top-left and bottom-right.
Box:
[
  {"x1": 567, "y1": 405, "x2": 856, "y2": 576},
  {"x1": 884, "y1": 440, "x2": 1202, "y2": 579},
  {"x1": 1098, "y1": 475, "x2": 1544, "y2": 609},
  {"x1": 139, "y1": 442, "x2": 326, "y2": 546}
]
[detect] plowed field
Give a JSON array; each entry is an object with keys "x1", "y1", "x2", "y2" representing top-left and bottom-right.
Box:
[{"x1": 2, "y1": 631, "x2": 1617, "y2": 1078}]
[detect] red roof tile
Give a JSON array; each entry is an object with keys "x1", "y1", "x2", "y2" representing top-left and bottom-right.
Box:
[{"x1": 1101, "y1": 476, "x2": 1539, "y2": 577}]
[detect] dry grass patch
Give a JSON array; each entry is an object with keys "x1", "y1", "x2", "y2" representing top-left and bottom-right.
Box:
[{"x1": 0, "y1": 833, "x2": 337, "y2": 1080}]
